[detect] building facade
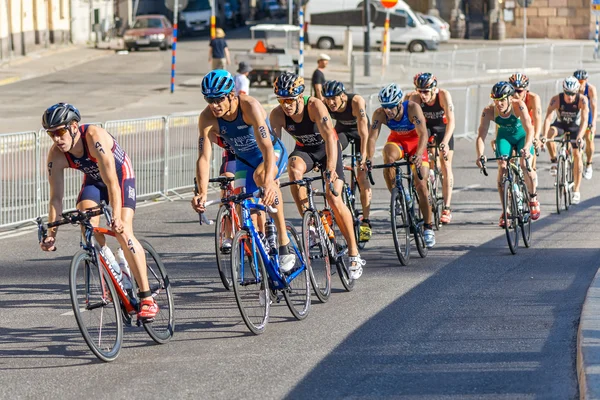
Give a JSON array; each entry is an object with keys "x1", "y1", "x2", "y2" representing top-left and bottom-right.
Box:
[{"x1": 405, "y1": 0, "x2": 595, "y2": 40}]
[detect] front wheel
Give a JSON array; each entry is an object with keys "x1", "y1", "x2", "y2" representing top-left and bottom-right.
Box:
[
  {"x1": 503, "y1": 180, "x2": 519, "y2": 255},
  {"x1": 520, "y1": 183, "x2": 532, "y2": 248},
  {"x1": 302, "y1": 210, "x2": 331, "y2": 303},
  {"x1": 412, "y1": 187, "x2": 428, "y2": 259},
  {"x1": 70, "y1": 250, "x2": 123, "y2": 362},
  {"x1": 282, "y1": 223, "x2": 311, "y2": 320},
  {"x1": 215, "y1": 206, "x2": 234, "y2": 290},
  {"x1": 555, "y1": 157, "x2": 564, "y2": 214},
  {"x1": 328, "y1": 209, "x2": 355, "y2": 292},
  {"x1": 390, "y1": 187, "x2": 410, "y2": 265}
]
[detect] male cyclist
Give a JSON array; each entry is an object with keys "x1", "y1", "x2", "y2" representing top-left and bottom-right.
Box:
[
  {"x1": 192, "y1": 70, "x2": 295, "y2": 271},
  {"x1": 541, "y1": 76, "x2": 589, "y2": 205},
  {"x1": 408, "y1": 72, "x2": 456, "y2": 224},
  {"x1": 368, "y1": 83, "x2": 436, "y2": 248},
  {"x1": 269, "y1": 72, "x2": 365, "y2": 280},
  {"x1": 40, "y1": 103, "x2": 158, "y2": 319},
  {"x1": 574, "y1": 69, "x2": 597, "y2": 179},
  {"x1": 508, "y1": 73, "x2": 543, "y2": 173},
  {"x1": 321, "y1": 80, "x2": 373, "y2": 242},
  {"x1": 475, "y1": 82, "x2": 539, "y2": 226}
]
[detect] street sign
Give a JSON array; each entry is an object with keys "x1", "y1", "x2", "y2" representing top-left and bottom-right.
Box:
[
  {"x1": 380, "y1": 0, "x2": 398, "y2": 8},
  {"x1": 516, "y1": 0, "x2": 533, "y2": 6},
  {"x1": 593, "y1": 0, "x2": 600, "y2": 16},
  {"x1": 165, "y1": 0, "x2": 188, "y2": 12}
]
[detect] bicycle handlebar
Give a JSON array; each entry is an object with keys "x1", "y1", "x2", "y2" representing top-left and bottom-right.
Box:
[
  {"x1": 280, "y1": 176, "x2": 324, "y2": 188},
  {"x1": 479, "y1": 152, "x2": 532, "y2": 177}
]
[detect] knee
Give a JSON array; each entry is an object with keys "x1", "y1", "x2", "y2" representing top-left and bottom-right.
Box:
[{"x1": 287, "y1": 161, "x2": 304, "y2": 180}]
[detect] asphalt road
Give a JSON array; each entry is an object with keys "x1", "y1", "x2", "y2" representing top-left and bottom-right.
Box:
[{"x1": 2, "y1": 135, "x2": 600, "y2": 399}]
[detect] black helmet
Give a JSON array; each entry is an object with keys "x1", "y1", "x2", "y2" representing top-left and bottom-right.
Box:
[
  {"x1": 42, "y1": 103, "x2": 81, "y2": 130},
  {"x1": 490, "y1": 81, "x2": 515, "y2": 100},
  {"x1": 574, "y1": 69, "x2": 588, "y2": 81},
  {"x1": 414, "y1": 72, "x2": 437, "y2": 90},
  {"x1": 322, "y1": 80, "x2": 346, "y2": 98},
  {"x1": 273, "y1": 72, "x2": 305, "y2": 98}
]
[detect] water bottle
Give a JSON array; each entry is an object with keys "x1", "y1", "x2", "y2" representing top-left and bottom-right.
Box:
[
  {"x1": 513, "y1": 182, "x2": 523, "y2": 211},
  {"x1": 101, "y1": 246, "x2": 124, "y2": 290},
  {"x1": 429, "y1": 169, "x2": 435, "y2": 184},
  {"x1": 404, "y1": 188, "x2": 413, "y2": 209},
  {"x1": 116, "y1": 248, "x2": 133, "y2": 290},
  {"x1": 265, "y1": 221, "x2": 278, "y2": 254}
]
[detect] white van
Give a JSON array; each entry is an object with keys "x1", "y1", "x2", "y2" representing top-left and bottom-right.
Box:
[
  {"x1": 306, "y1": 0, "x2": 439, "y2": 52},
  {"x1": 180, "y1": 0, "x2": 212, "y2": 36}
]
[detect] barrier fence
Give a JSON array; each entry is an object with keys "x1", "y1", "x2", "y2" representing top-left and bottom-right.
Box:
[{"x1": 1, "y1": 73, "x2": 598, "y2": 229}]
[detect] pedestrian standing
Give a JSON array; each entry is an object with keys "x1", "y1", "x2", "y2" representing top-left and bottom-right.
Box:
[
  {"x1": 209, "y1": 28, "x2": 231, "y2": 70},
  {"x1": 311, "y1": 53, "x2": 330, "y2": 101},
  {"x1": 234, "y1": 61, "x2": 252, "y2": 96}
]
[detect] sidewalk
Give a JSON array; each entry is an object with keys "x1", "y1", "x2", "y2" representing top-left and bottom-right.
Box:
[{"x1": 0, "y1": 45, "x2": 113, "y2": 87}]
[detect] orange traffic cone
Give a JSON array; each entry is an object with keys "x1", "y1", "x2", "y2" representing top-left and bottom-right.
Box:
[{"x1": 254, "y1": 40, "x2": 267, "y2": 53}]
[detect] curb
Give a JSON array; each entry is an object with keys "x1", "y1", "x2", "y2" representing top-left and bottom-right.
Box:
[{"x1": 578, "y1": 267, "x2": 600, "y2": 400}]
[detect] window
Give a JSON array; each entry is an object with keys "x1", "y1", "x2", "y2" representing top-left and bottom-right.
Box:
[{"x1": 133, "y1": 18, "x2": 164, "y2": 29}]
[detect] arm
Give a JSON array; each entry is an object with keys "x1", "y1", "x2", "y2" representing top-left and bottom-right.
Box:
[
  {"x1": 578, "y1": 96, "x2": 590, "y2": 142},
  {"x1": 591, "y1": 85, "x2": 597, "y2": 132},
  {"x1": 192, "y1": 110, "x2": 215, "y2": 212},
  {"x1": 530, "y1": 93, "x2": 543, "y2": 142},
  {"x1": 42, "y1": 149, "x2": 67, "y2": 250},
  {"x1": 514, "y1": 99, "x2": 535, "y2": 151},
  {"x1": 542, "y1": 95, "x2": 559, "y2": 140},
  {"x1": 367, "y1": 109, "x2": 385, "y2": 162},
  {"x1": 269, "y1": 107, "x2": 285, "y2": 139},
  {"x1": 407, "y1": 102, "x2": 429, "y2": 168},
  {"x1": 352, "y1": 95, "x2": 370, "y2": 164},
  {"x1": 440, "y1": 89, "x2": 456, "y2": 144},
  {"x1": 309, "y1": 99, "x2": 338, "y2": 180},
  {"x1": 475, "y1": 105, "x2": 494, "y2": 166}
]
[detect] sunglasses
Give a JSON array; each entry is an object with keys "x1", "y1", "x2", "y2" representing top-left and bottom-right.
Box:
[
  {"x1": 514, "y1": 89, "x2": 525, "y2": 94},
  {"x1": 381, "y1": 103, "x2": 398, "y2": 109},
  {"x1": 205, "y1": 95, "x2": 227, "y2": 104},
  {"x1": 417, "y1": 89, "x2": 432, "y2": 94},
  {"x1": 277, "y1": 97, "x2": 298, "y2": 105},
  {"x1": 564, "y1": 91, "x2": 577, "y2": 96},
  {"x1": 46, "y1": 126, "x2": 70, "y2": 138}
]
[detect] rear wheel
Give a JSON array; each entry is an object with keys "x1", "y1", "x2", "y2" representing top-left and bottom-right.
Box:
[
  {"x1": 282, "y1": 223, "x2": 311, "y2": 320},
  {"x1": 556, "y1": 157, "x2": 565, "y2": 214},
  {"x1": 231, "y1": 230, "x2": 269, "y2": 335},
  {"x1": 70, "y1": 250, "x2": 123, "y2": 362},
  {"x1": 328, "y1": 209, "x2": 355, "y2": 292},
  {"x1": 503, "y1": 180, "x2": 519, "y2": 255},
  {"x1": 215, "y1": 206, "x2": 234, "y2": 290},
  {"x1": 390, "y1": 187, "x2": 410, "y2": 265},
  {"x1": 412, "y1": 187, "x2": 428, "y2": 259},
  {"x1": 520, "y1": 182, "x2": 532, "y2": 248},
  {"x1": 565, "y1": 157, "x2": 573, "y2": 208},
  {"x1": 302, "y1": 210, "x2": 331, "y2": 303}
]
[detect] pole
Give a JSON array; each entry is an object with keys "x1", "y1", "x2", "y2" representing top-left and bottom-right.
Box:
[
  {"x1": 170, "y1": 0, "x2": 179, "y2": 94},
  {"x1": 299, "y1": 8, "x2": 304, "y2": 77},
  {"x1": 363, "y1": 0, "x2": 371, "y2": 77},
  {"x1": 288, "y1": 0, "x2": 293, "y2": 25},
  {"x1": 210, "y1": 0, "x2": 216, "y2": 39},
  {"x1": 523, "y1": 5, "x2": 527, "y2": 45},
  {"x1": 595, "y1": 16, "x2": 599, "y2": 60},
  {"x1": 382, "y1": 9, "x2": 390, "y2": 67}
]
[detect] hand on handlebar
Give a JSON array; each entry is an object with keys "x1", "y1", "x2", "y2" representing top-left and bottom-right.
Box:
[
  {"x1": 191, "y1": 194, "x2": 206, "y2": 213},
  {"x1": 476, "y1": 155, "x2": 486, "y2": 169},
  {"x1": 261, "y1": 181, "x2": 279, "y2": 207},
  {"x1": 410, "y1": 155, "x2": 422, "y2": 170},
  {"x1": 111, "y1": 217, "x2": 125, "y2": 234},
  {"x1": 40, "y1": 236, "x2": 56, "y2": 252}
]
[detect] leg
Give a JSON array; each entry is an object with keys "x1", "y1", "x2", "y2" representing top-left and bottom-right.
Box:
[
  {"x1": 287, "y1": 154, "x2": 310, "y2": 216},
  {"x1": 440, "y1": 150, "x2": 454, "y2": 208},
  {"x1": 253, "y1": 162, "x2": 289, "y2": 247},
  {"x1": 357, "y1": 167, "x2": 372, "y2": 220},
  {"x1": 382, "y1": 143, "x2": 403, "y2": 192},
  {"x1": 546, "y1": 127, "x2": 559, "y2": 162},
  {"x1": 115, "y1": 208, "x2": 151, "y2": 297},
  {"x1": 327, "y1": 178, "x2": 358, "y2": 256},
  {"x1": 77, "y1": 199, "x2": 105, "y2": 246},
  {"x1": 573, "y1": 147, "x2": 584, "y2": 193},
  {"x1": 585, "y1": 126, "x2": 594, "y2": 179},
  {"x1": 415, "y1": 164, "x2": 433, "y2": 225}
]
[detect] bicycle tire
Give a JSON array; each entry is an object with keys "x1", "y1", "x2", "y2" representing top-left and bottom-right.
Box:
[
  {"x1": 520, "y1": 182, "x2": 532, "y2": 248},
  {"x1": 412, "y1": 186, "x2": 428, "y2": 259},
  {"x1": 435, "y1": 168, "x2": 445, "y2": 228},
  {"x1": 139, "y1": 240, "x2": 175, "y2": 344},
  {"x1": 231, "y1": 229, "x2": 269, "y2": 335},
  {"x1": 503, "y1": 180, "x2": 519, "y2": 255},
  {"x1": 428, "y1": 178, "x2": 441, "y2": 231},
  {"x1": 302, "y1": 210, "x2": 331, "y2": 303},
  {"x1": 565, "y1": 157, "x2": 572, "y2": 209},
  {"x1": 282, "y1": 223, "x2": 311, "y2": 320},
  {"x1": 390, "y1": 187, "x2": 410, "y2": 266},
  {"x1": 556, "y1": 156, "x2": 564, "y2": 214},
  {"x1": 342, "y1": 183, "x2": 365, "y2": 250},
  {"x1": 328, "y1": 209, "x2": 355, "y2": 292},
  {"x1": 70, "y1": 250, "x2": 123, "y2": 362},
  {"x1": 215, "y1": 206, "x2": 234, "y2": 290}
]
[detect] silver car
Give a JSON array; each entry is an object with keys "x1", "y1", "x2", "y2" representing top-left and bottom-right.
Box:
[{"x1": 417, "y1": 13, "x2": 450, "y2": 42}]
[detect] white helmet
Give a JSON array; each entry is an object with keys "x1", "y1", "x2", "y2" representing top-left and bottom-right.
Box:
[
  {"x1": 563, "y1": 76, "x2": 580, "y2": 94},
  {"x1": 378, "y1": 83, "x2": 403, "y2": 107}
]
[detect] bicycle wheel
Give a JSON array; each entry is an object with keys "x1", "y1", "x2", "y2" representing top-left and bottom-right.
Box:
[
  {"x1": 302, "y1": 210, "x2": 331, "y2": 303},
  {"x1": 231, "y1": 229, "x2": 269, "y2": 335},
  {"x1": 428, "y1": 178, "x2": 441, "y2": 231},
  {"x1": 565, "y1": 157, "x2": 573, "y2": 209},
  {"x1": 435, "y1": 169, "x2": 444, "y2": 228},
  {"x1": 139, "y1": 240, "x2": 174, "y2": 344},
  {"x1": 520, "y1": 182, "x2": 532, "y2": 248},
  {"x1": 390, "y1": 187, "x2": 410, "y2": 266},
  {"x1": 328, "y1": 209, "x2": 355, "y2": 292},
  {"x1": 342, "y1": 183, "x2": 365, "y2": 250},
  {"x1": 282, "y1": 223, "x2": 311, "y2": 320},
  {"x1": 70, "y1": 250, "x2": 123, "y2": 362},
  {"x1": 503, "y1": 180, "x2": 519, "y2": 255},
  {"x1": 215, "y1": 205, "x2": 234, "y2": 290},
  {"x1": 412, "y1": 187, "x2": 428, "y2": 259},
  {"x1": 555, "y1": 156, "x2": 564, "y2": 214}
]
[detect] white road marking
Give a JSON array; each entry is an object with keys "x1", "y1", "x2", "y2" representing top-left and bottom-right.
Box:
[{"x1": 454, "y1": 184, "x2": 481, "y2": 193}]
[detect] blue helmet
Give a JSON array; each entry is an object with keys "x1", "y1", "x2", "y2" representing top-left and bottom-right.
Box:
[
  {"x1": 378, "y1": 83, "x2": 403, "y2": 106},
  {"x1": 202, "y1": 69, "x2": 235, "y2": 98}
]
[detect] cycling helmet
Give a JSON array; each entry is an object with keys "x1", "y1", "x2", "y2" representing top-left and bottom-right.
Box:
[
  {"x1": 42, "y1": 103, "x2": 81, "y2": 130},
  {"x1": 201, "y1": 69, "x2": 235, "y2": 98},
  {"x1": 322, "y1": 80, "x2": 346, "y2": 98},
  {"x1": 508, "y1": 72, "x2": 529, "y2": 89},
  {"x1": 378, "y1": 83, "x2": 403, "y2": 106},
  {"x1": 412, "y1": 72, "x2": 424, "y2": 86},
  {"x1": 574, "y1": 69, "x2": 589, "y2": 81},
  {"x1": 563, "y1": 76, "x2": 580, "y2": 94},
  {"x1": 490, "y1": 81, "x2": 515, "y2": 100},
  {"x1": 273, "y1": 72, "x2": 305, "y2": 98},
  {"x1": 414, "y1": 72, "x2": 437, "y2": 90}
]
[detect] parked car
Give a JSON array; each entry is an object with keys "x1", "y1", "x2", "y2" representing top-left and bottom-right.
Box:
[
  {"x1": 417, "y1": 12, "x2": 450, "y2": 42},
  {"x1": 123, "y1": 15, "x2": 173, "y2": 51}
]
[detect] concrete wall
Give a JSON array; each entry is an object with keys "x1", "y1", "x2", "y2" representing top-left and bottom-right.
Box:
[{"x1": 70, "y1": 0, "x2": 114, "y2": 45}]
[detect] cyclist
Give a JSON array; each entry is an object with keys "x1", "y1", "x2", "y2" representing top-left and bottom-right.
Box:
[
  {"x1": 508, "y1": 73, "x2": 543, "y2": 174},
  {"x1": 269, "y1": 72, "x2": 365, "y2": 280},
  {"x1": 192, "y1": 70, "x2": 295, "y2": 271},
  {"x1": 574, "y1": 69, "x2": 597, "y2": 180},
  {"x1": 408, "y1": 72, "x2": 456, "y2": 224},
  {"x1": 321, "y1": 80, "x2": 373, "y2": 242},
  {"x1": 368, "y1": 83, "x2": 436, "y2": 248},
  {"x1": 475, "y1": 82, "x2": 539, "y2": 226},
  {"x1": 40, "y1": 103, "x2": 158, "y2": 319},
  {"x1": 541, "y1": 76, "x2": 589, "y2": 205}
]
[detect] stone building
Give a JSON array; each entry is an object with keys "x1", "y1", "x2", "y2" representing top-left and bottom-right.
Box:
[{"x1": 404, "y1": 0, "x2": 595, "y2": 40}]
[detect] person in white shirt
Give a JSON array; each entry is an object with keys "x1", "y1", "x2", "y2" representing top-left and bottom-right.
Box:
[{"x1": 234, "y1": 62, "x2": 252, "y2": 96}]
